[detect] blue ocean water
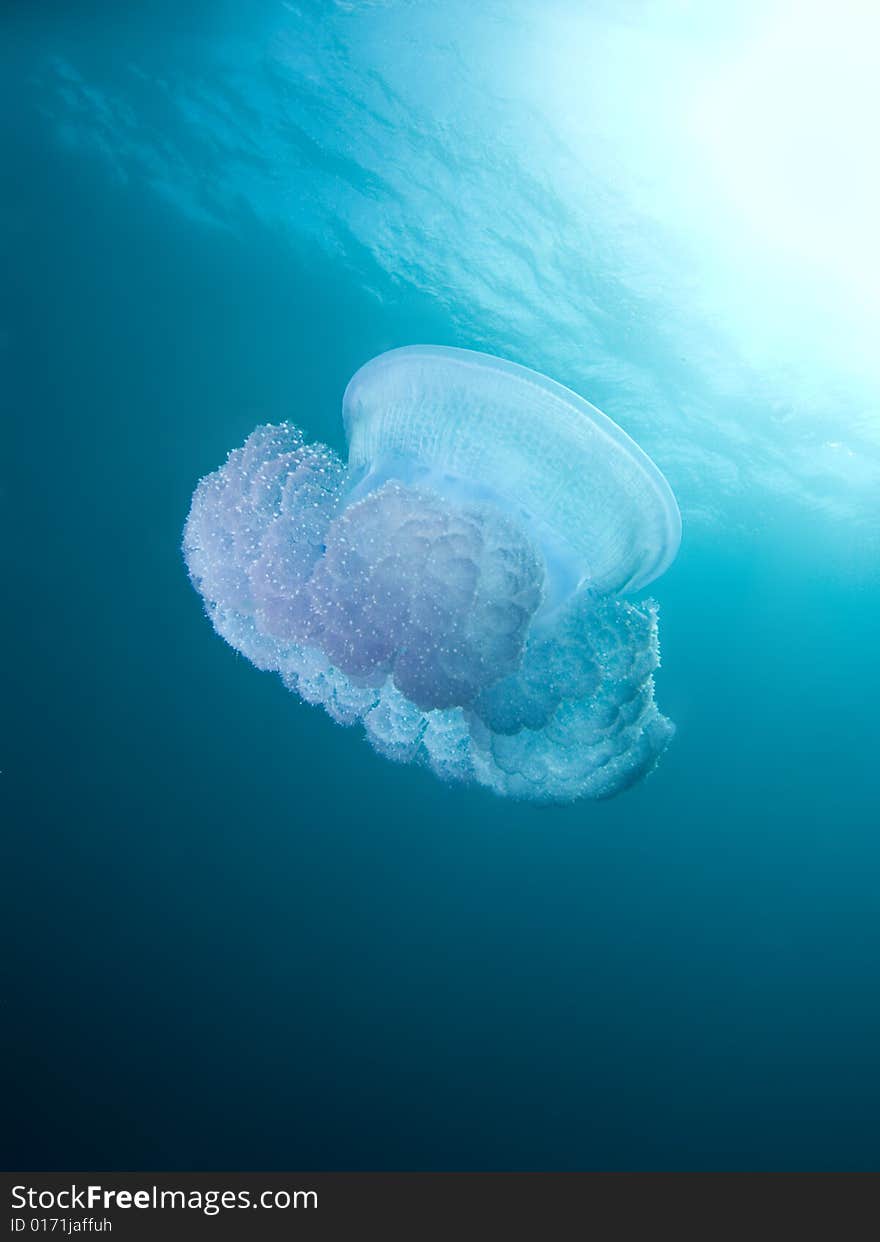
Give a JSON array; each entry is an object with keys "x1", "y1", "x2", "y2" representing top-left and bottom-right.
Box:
[{"x1": 2, "y1": 0, "x2": 879, "y2": 1170}]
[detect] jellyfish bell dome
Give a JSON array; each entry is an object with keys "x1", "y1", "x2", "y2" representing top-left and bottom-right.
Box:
[{"x1": 343, "y1": 345, "x2": 681, "y2": 602}]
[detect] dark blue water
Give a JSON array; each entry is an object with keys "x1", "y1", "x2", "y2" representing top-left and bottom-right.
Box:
[{"x1": 3, "y1": 2, "x2": 879, "y2": 1171}]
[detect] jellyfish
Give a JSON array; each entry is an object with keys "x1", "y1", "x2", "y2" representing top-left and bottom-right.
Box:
[{"x1": 183, "y1": 346, "x2": 681, "y2": 802}]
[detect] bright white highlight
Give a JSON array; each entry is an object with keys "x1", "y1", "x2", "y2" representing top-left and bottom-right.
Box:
[{"x1": 695, "y1": 1, "x2": 880, "y2": 307}]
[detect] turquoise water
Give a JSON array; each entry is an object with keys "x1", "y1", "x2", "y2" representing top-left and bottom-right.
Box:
[{"x1": 3, "y1": 1, "x2": 879, "y2": 1169}]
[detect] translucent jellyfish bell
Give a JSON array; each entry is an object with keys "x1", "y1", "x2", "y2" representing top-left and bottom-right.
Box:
[
  {"x1": 184, "y1": 345, "x2": 681, "y2": 803},
  {"x1": 343, "y1": 346, "x2": 681, "y2": 603}
]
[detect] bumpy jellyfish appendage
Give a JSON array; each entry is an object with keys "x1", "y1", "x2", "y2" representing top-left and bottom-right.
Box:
[{"x1": 184, "y1": 422, "x2": 674, "y2": 803}]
